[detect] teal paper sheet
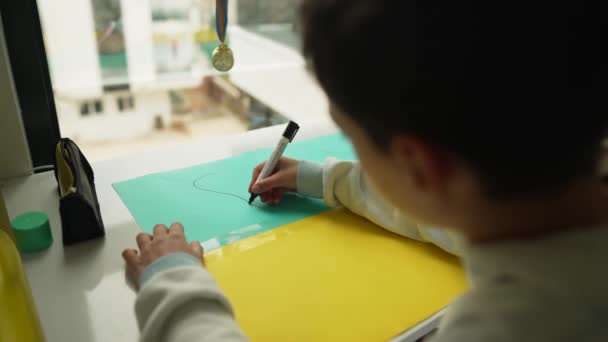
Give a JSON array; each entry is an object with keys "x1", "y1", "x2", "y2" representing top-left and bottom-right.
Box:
[{"x1": 113, "y1": 134, "x2": 356, "y2": 249}]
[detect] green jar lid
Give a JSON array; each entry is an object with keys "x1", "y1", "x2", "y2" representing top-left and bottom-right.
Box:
[{"x1": 11, "y1": 212, "x2": 53, "y2": 253}]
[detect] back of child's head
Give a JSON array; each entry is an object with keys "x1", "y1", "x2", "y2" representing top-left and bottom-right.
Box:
[{"x1": 300, "y1": 0, "x2": 607, "y2": 198}]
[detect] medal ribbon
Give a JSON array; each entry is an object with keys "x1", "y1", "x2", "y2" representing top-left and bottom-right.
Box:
[{"x1": 215, "y1": 0, "x2": 229, "y2": 43}]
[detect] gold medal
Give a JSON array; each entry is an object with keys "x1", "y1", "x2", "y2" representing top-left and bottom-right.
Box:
[
  {"x1": 212, "y1": 43, "x2": 234, "y2": 72},
  {"x1": 213, "y1": 0, "x2": 233, "y2": 72}
]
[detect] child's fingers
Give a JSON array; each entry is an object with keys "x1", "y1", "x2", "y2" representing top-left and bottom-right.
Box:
[
  {"x1": 122, "y1": 248, "x2": 142, "y2": 289},
  {"x1": 260, "y1": 192, "x2": 273, "y2": 203},
  {"x1": 254, "y1": 162, "x2": 266, "y2": 173},
  {"x1": 190, "y1": 240, "x2": 203, "y2": 258},
  {"x1": 249, "y1": 163, "x2": 265, "y2": 191},
  {"x1": 168, "y1": 222, "x2": 185, "y2": 236},
  {"x1": 269, "y1": 189, "x2": 280, "y2": 203},
  {"x1": 122, "y1": 248, "x2": 139, "y2": 266},
  {"x1": 273, "y1": 188, "x2": 288, "y2": 204},
  {"x1": 136, "y1": 232, "x2": 152, "y2": 249},
  {"x1": 253, "y1": 172, "x2": 289, "y2": 194},
  {"x1": 153, "y1": 224, "x2": 168, "y2": 237},
  {"x1": 265, "y1": 189, "x2": 287, "y2": 205},
  {"x1": 269, "y1": 189, "x2": 279, "y2": 204}
]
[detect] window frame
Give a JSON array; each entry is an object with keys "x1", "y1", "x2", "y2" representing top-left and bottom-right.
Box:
[{"x1": 0, "y1": 0, "x2": 60, "y2": 168}]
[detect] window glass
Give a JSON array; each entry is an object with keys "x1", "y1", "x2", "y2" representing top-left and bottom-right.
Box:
[{"x1": 36, "y1": 0, "x2": 321, "y2": 161}]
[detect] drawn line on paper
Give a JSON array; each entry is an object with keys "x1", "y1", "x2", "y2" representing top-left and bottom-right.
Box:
[{"x1": 192, "y1": 174, "x2": 249, "y2": 204}]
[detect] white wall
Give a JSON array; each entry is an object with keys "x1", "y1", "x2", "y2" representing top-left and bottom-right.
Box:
[
  {"x1": 0, "y1": 15, "x2": 32, "y2": 180},
  {"x1": 61, "y1": 91, "x2": 171, "y2": 143},
  {"x1": 136, "y1": 91, "x2": 172, "y2": 129},
  {"x1": 37, "y1": 0, "x2": 102, "y2": 98}
]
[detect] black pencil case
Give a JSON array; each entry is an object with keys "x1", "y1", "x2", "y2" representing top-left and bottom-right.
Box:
[{"x1": 53, "y1": 138, "x2": 105, "y2": 245}]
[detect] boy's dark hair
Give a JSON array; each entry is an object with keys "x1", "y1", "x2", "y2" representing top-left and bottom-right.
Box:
[{"x1": 300, "y1": 0, "x2": 607, "y2": 198}]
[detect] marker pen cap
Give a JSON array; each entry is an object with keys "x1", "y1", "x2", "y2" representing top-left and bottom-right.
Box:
[{"x1": 282, "y1": 121, "x2": 300, "y2": 142}]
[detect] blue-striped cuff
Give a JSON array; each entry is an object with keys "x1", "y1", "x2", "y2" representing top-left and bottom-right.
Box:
[
  {"x1": 297, "y1": 160, "x2": 324, "y2": 198},
  {"x1": 139, "y1": 252, "x2": 202, "y2": 288}
]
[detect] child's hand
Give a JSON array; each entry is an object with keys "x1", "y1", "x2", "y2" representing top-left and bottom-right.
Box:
[
  {"x1": 249, "y1": 157, "x2": 298, "y2": 204},
  {"x1": 122, "y1": 223, "x2": 203, "y2": 289}
]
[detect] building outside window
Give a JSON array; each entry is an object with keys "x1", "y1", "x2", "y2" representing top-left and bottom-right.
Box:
[{"x1": 36, "y1": 0, "x2": 322, "y2": 161}]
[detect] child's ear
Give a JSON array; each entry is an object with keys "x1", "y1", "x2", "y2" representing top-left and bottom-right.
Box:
[{"x1": 390, "y1": 135, "x2": 450, "y2": 193}]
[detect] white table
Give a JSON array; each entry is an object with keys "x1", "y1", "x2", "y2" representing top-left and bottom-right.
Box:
[{"x1": 2, "y1": 121, "x2": 338, "y2": 342}]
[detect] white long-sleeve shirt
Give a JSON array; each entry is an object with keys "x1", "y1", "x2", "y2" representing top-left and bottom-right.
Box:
[{"x1": 133, "y1": 159, "x2": 608, "y2": 341}]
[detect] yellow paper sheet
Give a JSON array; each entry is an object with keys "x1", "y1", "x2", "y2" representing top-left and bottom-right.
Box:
[{"x1": 207, "y1": 209, "x2": 467, "y2": 341}]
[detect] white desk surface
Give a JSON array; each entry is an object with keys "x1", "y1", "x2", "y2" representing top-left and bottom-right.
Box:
[{"x1": 2, "y1": 121, "x2": 338, "y2": 342}]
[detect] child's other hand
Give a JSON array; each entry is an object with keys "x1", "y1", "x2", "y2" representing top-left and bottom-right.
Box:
[
  {"x1": 122, "y1": 223, "x2": 203, "y2": 289},
  {"x1": 249, "y1": 157, "x2": 298, "y2": 205}
]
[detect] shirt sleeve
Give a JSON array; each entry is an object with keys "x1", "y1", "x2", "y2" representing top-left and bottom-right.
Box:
[
  {"x1": 135, "y1": 253, "x2": 248, "y2": 342},
  {"x1": 297, "y1": 158, "x2": 462, "y2": 256}
]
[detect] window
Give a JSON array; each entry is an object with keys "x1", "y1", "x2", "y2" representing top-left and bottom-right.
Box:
[
  {"x1": 94, "y1": 100, "x2": 103, "y2": 113},
  {"x1": 79, "y1": 100, "x2": 104, "y2": 117},
  {"x1": 238, "y1": 0, "x2": 300, "y2": 50},
  {"x1": 80, "y1": 103, "x2": 90, "y2": 116},
  {"x1": 117, "y1": 96, "x2": 135, "y2": 112},
  {"x1": 14, "y1": 0, "x2": 324, "y2": 161}
]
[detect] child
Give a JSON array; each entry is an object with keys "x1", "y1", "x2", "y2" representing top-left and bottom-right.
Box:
[{"x1": 122, "y1": 1, "x2": 608, "y2": 341}]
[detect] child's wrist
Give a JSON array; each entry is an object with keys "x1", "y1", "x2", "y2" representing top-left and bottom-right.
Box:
[
  {"x1": 138, "y1": 252, "x2": 202, "y2": 289},
  {"x1": 296, "y1": 160, "x2": 324, "y2": 198}
]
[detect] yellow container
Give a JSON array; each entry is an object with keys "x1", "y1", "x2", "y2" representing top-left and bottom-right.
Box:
[
  {"x1": 0, "y1": 229, "x2": 45, "y2": 342},
  {"x1": 0, "y1": 191, "x2": 14, "y2": 241}
]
